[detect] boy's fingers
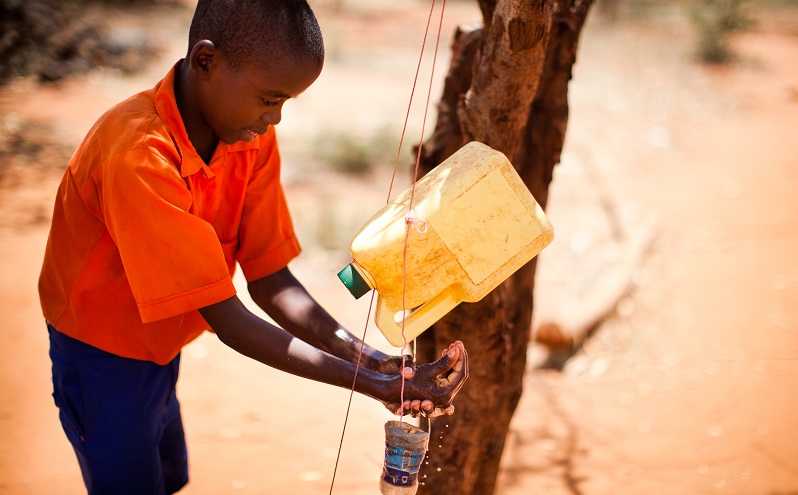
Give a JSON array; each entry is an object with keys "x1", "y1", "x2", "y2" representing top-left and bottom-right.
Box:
[
  {"x1": 452, "y1": 342, "x2": 467, "y2": 377},
  {"x1": 450, "y1": 342, "x2": 468, "y2": 390},
  {"x1": 419, "y1": 403, "x2": 454, "y2": 417},
  {"x1": 441, "y1": 341, "x2": 460, "y2": 358},
  {"x1": 385, "y1": 402, "x2": 403, "y2": 415},
  {"x1": 439, "y1": 342, "x2": 468, "y2": 389},
  {"x1": 429, "y1": 345, "x2": 459, "y2": 376}
]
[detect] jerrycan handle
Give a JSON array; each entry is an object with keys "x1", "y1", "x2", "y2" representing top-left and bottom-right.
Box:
[{"x1": 374, "y1": 289, "x2": 461, "y2": 348}]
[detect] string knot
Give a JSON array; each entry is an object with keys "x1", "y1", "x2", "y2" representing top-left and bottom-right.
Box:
[{"x1": 405, "y1": 209, "x2": 428, "y2": 234}]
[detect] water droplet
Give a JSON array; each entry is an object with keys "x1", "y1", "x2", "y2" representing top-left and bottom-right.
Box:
[
  {"x1": 425, "y1": 462, "x2": 429, "y2": 465},
  {"x1": 445, "y1": 424, "x2": 449, "y2": 427},
  {"x1": 423, "y1": 475, "x2": 427, "y2": 479},
  {"x1": 715, "y1": 479, "x2": 726, "y2": 489},
  {"x1": 708, "y1": 425, "x2": 723, "y2": 438},
  {"x1": 438, "y1": 445, "x2": 442, "y2": 448},
  {"x1": 698, "y1": 465, "x2": 709, "y2": 475},
  {"x1": 436, "y1": 468, "x2": 442, "y2": 472},
  {"x1": 740, "y1": 469, "x2": 751, "y2": 480},
  {"x1": 231, "y1": 479, "x2": 246, "y2": 490}
]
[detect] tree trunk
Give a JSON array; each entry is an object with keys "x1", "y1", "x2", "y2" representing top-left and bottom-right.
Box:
[{"x1": 414, "y1": 2, "x2": 594, "y2": 494}]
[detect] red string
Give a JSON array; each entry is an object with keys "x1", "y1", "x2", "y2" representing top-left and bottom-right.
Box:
[
  {"x1": 385, "y1": 0, "x2": 438, "y2": 204},
  {"x1": 327, "y1": 290, "x2": 376, "y2": 495},
  {"x1": 328, "y1": 0, "x2": 447, "y2": 492},
  {"x1": 400, "y1": 0, "x2": 447, "y2": 428}
]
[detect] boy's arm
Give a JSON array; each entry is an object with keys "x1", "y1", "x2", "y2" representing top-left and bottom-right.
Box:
[
  {"x1": 198, "y1": 295, "x2": 467, "y2": 409},
  {"x1": 246, "y1": 267, "x2": 399, "y2": 372},
  {"x1": 247, "y1": 267, "x2": 465, "y2": 416}
]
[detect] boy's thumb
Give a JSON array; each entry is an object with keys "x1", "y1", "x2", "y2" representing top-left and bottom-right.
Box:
[{"x1": 432, "y1": 347, "x2": 458, "y2": 373}]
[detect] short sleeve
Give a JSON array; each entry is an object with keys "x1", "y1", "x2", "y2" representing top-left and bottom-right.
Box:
[
  {"x1": 235, "y1": 131, "x2": 301, "y2": 281},
  {"x1": 99, "y1": 150, "x2": 236, "y2": 323}
]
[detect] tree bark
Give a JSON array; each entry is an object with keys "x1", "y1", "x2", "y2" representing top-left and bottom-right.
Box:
[{"x1": 414, "y1": 1, "x2": 594, "y2": 494}]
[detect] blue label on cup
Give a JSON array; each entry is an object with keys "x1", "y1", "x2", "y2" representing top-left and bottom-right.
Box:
[
  {"x1": 385, "y1": 444, "x2": 426, "y2": 473},
  {"x1": 382, "y1": 466, "x2": 419, "y2": 487}
]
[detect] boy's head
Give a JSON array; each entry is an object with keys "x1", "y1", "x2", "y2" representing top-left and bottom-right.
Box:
[
  {"x1": 180, "y1": 0, "x2": 325, "y2": 149},
  {"x1": 187, "y1": 0, "x2": 324, "y2": 71}
]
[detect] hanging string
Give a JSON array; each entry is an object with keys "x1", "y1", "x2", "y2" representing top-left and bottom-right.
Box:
[
  {"x1": 327, "y1": 290, "x2": 377, "y2": 495},
  {"x1": 385, "y1": 0, "x2": 439, "y2": 204},
  {"x1": 328, "y1": 0, "x2": 447, "y2": 493},
  {"x1": 399, "y1": 0, "x2": 447, "y2": 428}
]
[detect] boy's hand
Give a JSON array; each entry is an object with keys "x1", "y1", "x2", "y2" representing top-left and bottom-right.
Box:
[
  {"x1": 372, "y1": 353, "x2": 415, "y2": 376},
  {"x1": 372, "y1": 353, "x2": 437, "y2": 416},
  {"x1": 383, "y1": 341, "x2": 468, "y2": 417}
]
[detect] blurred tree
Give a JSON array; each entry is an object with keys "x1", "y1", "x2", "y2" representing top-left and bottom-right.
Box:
[
  {"x1": 597, "y1": 0, "x2": 620, "y2": 21},
  {"x1": 690, "y1": 0, "x2": 751, "y2": 63},
  {"x1": 0, "y1": 0, "x2": 160, "y2": 84},
  {"x1": 413, "y1": 1, "x2": 594, "y2": 493}
]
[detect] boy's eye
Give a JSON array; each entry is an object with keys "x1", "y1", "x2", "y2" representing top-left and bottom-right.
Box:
[{"x1": 262, "y1": 98, "x2": 280, "y2": 107}]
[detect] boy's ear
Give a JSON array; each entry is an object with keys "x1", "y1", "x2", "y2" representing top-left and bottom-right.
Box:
[{"x1": 189, "y1": 40, "x2": 218, "y2": 80}]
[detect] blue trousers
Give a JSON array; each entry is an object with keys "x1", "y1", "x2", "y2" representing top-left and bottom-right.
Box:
[{"x1": 48, "y1": 324, "x2": 189, "y2": 494}]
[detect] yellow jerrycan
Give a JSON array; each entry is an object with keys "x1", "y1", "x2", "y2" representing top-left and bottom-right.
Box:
[{"x1": 337, "y1": 141, "x2": 554, "y2": 347}]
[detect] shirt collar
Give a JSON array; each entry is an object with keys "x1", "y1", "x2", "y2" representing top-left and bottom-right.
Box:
[{"x1": 153, "y1": 60, "x2": 261, "y2": 179}]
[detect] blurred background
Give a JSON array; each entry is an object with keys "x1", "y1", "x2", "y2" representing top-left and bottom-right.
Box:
[{"x1": 1, "y1": 0, "x2": 797, "y2": 493}]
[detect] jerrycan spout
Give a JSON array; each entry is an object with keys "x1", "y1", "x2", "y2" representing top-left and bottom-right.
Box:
[{"x1": 337, "y1": 262, "x2": 373, "y2": 299}]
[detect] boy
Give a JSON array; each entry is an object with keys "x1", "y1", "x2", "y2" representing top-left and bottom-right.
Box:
[{"x1": 39, "y1": 1, "x2": 468, "y2": 493}]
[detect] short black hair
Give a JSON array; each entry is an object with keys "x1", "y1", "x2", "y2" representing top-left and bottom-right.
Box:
[{"x1": 187, "y1": 0, "x2": 324, "y2": 70}]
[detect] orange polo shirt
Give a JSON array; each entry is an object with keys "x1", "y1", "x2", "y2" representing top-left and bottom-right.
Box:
[{"x1": 39, "y1": 61, "x2": 301, "y2": 365}]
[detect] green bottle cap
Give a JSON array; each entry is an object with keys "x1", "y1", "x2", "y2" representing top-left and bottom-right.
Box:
[{"x1": 337, "y1": 263, "x2": 371, "y2": 299}]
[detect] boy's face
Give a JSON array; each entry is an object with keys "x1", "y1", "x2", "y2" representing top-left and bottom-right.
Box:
[{"x1": 197, "y1": 46, "x2": 322, "y2": 145}]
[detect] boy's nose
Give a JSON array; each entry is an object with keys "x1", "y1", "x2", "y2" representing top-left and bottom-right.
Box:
[{"x1": 261, "y1": 109, "x2": 282, "y2": 126}]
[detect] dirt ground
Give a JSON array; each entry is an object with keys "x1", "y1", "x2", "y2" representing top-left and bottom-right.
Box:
[{"x1": 1, "y1": 1, "x2": 798, "y2": 494}]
